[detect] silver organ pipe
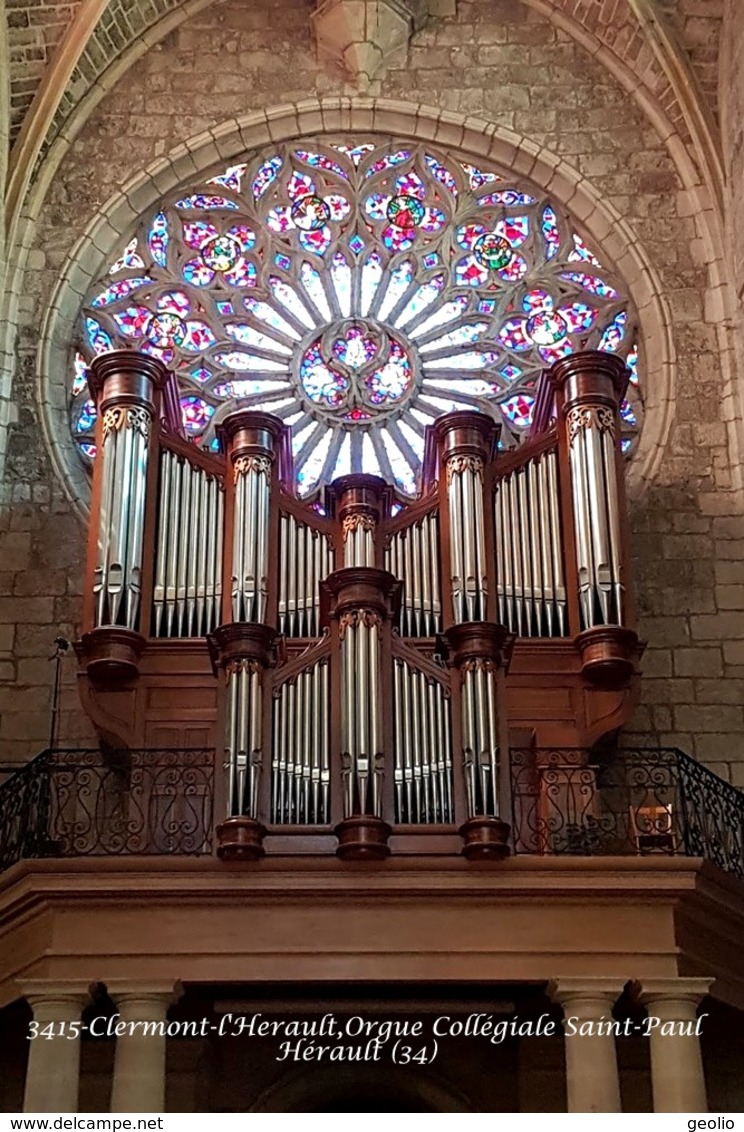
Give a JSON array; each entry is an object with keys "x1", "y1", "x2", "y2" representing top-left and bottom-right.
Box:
[
  {"x1": 384, "y1": 512, "x2": 442, "y2": 637},
  {"x1": 223, "y1": 660, "x2": 264, "y2": 818},
  {"x1": 460, "y1": 660, "x2": 500, "y2": 818},
  {"x1": 152, "y1": 448, "x2": 224, "y2": 637},
  {"x1": 271, "y1": 659, "x2": 330, "y2": 824},
  {"x1": 342, "y1": 515, "x2": 375, "y2": 567},
  {"x1": 231, "y1": 455, "x2": 271, "y2": 623},
  {"x1": 392, "y1": 658, "x2": 452, "y2": 823},
  {"x1": 175, "y1": 459, "x2": 192, "y2": 634},
  {"x1": 339, "y1": 611, "x2": 384, "y2": 818},
  {"x1": 546, "y1": 449, "x2": 567, "y2": 635},
  {"x1": 278, "y1": 513, "x2": 334, "y2": 637},
  {"x1": 446, "y1": 456, "x2": 488, "y2": 623},
  {"x1": 493, "y1": 448, "x2": 567, "y2": 637},
  {"x1": 93, "y1": 405, "x2": 151, "y2": 629},
  {"x1": 567, "y1": 406, "x2": 624, "y2": 627}
]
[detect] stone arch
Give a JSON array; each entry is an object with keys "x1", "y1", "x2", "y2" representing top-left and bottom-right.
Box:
[
  {"x1": 36, "y1": 98, "x2": 677, "y2": 517},
  {"x1": 250, "y1": 1060, "x2": 472, "y2": 1112},
  {"x1": 6, "y1": 0, "x2": 722, "y2": 228},
  {"x1": 2, "y1": 0, "x2": 736, "y2": 496}
]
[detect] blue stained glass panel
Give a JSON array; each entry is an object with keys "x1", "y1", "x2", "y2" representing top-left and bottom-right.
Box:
[
  {"x1": 560, "y1": 272, "x2": 618, "y2": 298},
  {"x1": 175, "y1": 194, "x2": 239, "y2": 210},
  {"x1": 91, "y1": 278, "x2": 150, "y2": 307},
  {"x1": 75, "y1": 399, "x2": 97, "y2": 432},
  {"x1": 500, "y1": 394, "x2": 534, "y2": 427},
  {"x1": 86, "y1": 317, "x2": 114, "y2": 353},
  {"x1": 109, "y1": 238, "x2": 145, "y2": 274},
  {"x1": 72, "y1": 352, "x2": 89, "y2": 395},
  {"x1": 598, "y1": 311, "x2": 627, "y2": 352},
  {"x1": 252, "y1": 155, "x2": 283, "y2": 199},
  {"x1": 148, "y1": 212, "x2": 169, "y2": 267}
]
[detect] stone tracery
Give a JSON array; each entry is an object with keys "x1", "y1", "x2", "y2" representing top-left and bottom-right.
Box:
[{"x1": 72, "y1": 137, "x2": 642, "y2": 497}]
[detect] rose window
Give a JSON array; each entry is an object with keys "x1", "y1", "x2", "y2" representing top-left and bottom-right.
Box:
[{"x1": 71, "y1": 139, "x2": 643, "y2": 496}]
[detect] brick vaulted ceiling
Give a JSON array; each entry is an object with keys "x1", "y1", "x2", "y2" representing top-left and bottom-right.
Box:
[{"x1": 3, "y1": 0, "x2": 724, "y2": 158}]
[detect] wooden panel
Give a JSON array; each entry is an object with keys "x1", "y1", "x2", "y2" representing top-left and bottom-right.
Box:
[
  {"x1": 145, "y1": 685, "x2": 216, "y2": 711},
  {"x1": 144, "y1": 723, "x2": 216, "y2": 749},
  {"x1": 506, "y1": 685, "x2": 573, "y2": 721}
]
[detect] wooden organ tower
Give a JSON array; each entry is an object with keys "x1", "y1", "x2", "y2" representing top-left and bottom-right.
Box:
[{"x1": 75, "y1": 348, "x2": 643, "y2": 861}]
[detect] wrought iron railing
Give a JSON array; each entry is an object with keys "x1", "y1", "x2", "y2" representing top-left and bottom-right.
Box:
[
  {"x1": 510, "y1": 747, "x2": 744, "y2": 878},
  {"x1": 0, "y1": 748, "x2": 213, "y2": 872},
  {"x1": 0, "y1": 746, "x2": 742, "y2": 878}
]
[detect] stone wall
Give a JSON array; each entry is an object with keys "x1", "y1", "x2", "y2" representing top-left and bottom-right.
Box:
[
  {"x1": 0, "y1": 0, "x2": 742, "y2": 775},
  {"x1": 5, "y1": 0, "x2": 84, "y2": 141},
  {"x1": 721, "y1": 0, "x2": 744, "y2": 415}
]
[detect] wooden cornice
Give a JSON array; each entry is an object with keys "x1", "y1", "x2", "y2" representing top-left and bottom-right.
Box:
[{"x1": 0, "y1": 856, "x2": 742, "y2": 1011}]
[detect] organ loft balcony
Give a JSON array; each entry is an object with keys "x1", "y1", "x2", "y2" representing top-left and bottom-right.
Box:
[
  {"x1": 2, "y1": 346, "x2": 744, "y2": 1027},
  {"x1": 2, "y1": 346, "x2": 743, "y2": 871}
]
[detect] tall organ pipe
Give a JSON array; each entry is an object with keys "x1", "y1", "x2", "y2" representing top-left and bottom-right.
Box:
[
  {"x1": 87, "y1": 351, "x2": 169, "y2": 633},
  {"x1": 218, "y1": 411, "x2": 286, "y2": 627},
  {"x1": 278, "y1": 514, "x2": 334, "y2": 638},
  {"x1": 444, "y1": 621, "x2": 513, "y2": 860},
  {"x1": 392, "y1": 658, "x2": 453, "y2": 824},
  {"x1": 231, "y1": 454, "x2": 270, "y2": 623},
  {"x1": 433, "y1": 414, "x2": 498, "y2": 629},
  {"x1": 325, "y1": 566, "x2": 397, "y2": 860},
  {"x1": 493, "y1": 448, "x2": 567, "y2": 638},
  {"x1": 338, "y1": 610, "x2": 384, "y2": 816},
  {"x1": 548, "y1": 352, "x2": 629, "y2": 629},
  {"x1": 209, "y1": 622, "x2": 277, "y2": 861}
]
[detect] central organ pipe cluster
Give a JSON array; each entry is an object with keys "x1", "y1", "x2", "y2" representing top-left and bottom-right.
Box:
[
  {"x1": 84, "y1": 350, "x2": 635, "y2": 856},
  {"x1": 328, "y1": 479, "x2": 391, "y2": 826}
]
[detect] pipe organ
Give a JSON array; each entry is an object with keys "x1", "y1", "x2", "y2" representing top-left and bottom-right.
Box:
[{"x1": 77, "y1": 349, "x2": 642, "y2": 860}]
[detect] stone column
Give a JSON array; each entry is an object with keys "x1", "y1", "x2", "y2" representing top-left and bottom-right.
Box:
[
  {"x1": 109, "y1": 983, "x2": 179, "y2": 1113},
  {"x1": 640, "y1": 977, "x2": 713, "y2": 1112},
  {"x1": 22, "y1": 982, "x2": 90, "y2": 1112},
  {"x1": 550, "y1": 978, "x2": 624, "y2": 1112}
]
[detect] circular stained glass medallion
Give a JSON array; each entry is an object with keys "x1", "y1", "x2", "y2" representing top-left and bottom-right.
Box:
[
  {"x1": 386, "y1": 194, "x2": 425, "y2": 229},
  {"x1": 146, "y1": 311, "x2": 186, "y2": 349},
  {"x1": 291, "y1": 193, "x2": 331, "y2": 231},
  {"x1": 201, "y1": 234, "x2": 241, "y2": 272},
  {"x1": 526, "y1": 310, "x2": 568, "y2": 346},
  {"x1": 473, "y1": 233, "x2": 513, "y2": 271},
  {"x1": 299, "y1": 320, "x2": 414, "y2": 420}
]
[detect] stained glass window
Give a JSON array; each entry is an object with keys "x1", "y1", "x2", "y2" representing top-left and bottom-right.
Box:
[{"x1": 71, "y1": 139, "x2": 643, "y2": 497}]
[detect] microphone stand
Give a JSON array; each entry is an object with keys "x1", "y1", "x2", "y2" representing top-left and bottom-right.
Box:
[{"x1": 48, "y1": 637, "x2": 70, "y2": 749}]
